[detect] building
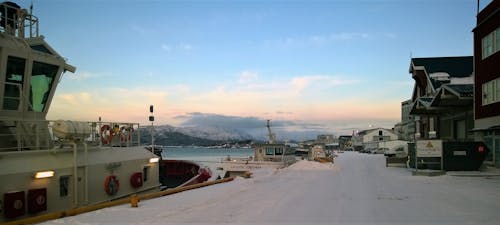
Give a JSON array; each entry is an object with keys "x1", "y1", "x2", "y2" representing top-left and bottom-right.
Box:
[
  {"x1": 400, "y1": 99, "x2": 415, "y2": 141},
  {"x1": 352, "y1": 128, "x2": 398, "y2": 150},
  {"x1": 316, "y1": 134, "x2": 336, "y2": 144},
  {"x1": 472, "y1": 0, "x2": 500, "y2": 167},
  {"x1": 338, "y1": 135, "x2": 352, "y2": 150},
  {"x1": 408, "y1": 56, "x2": 474, "y2": 141}
]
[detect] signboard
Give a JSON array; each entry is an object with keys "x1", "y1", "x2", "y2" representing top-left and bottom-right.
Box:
[{"x1": 416, "y1": 140, "x2": 443, "y2": 157}]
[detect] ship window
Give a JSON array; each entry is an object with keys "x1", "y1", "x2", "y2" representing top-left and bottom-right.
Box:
[
  {"x1": 266, "y1": 147, "x2": 274, "y2": 155},
  {"x1": 3, "y1": 56, "x2": 26, "y2": 110},
  {"x1": 59, "y1": 175, "x2": 70, "y2": 197},
  {"x1": 30, "y1": 44, "x2": 53, "y2": 55},
  {"x1": 275, "y1": 147, "x2": 283, "y2": 155},
  {"x1": 30, "y1": 62, "x2": 58, "y2": 112},
  {"x1": 143, "y1": 166, "x2": 149, "y2": 182}
]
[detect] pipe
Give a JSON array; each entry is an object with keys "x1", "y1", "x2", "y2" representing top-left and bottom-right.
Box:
[
  {"x1": 84, "y1": 142, "x2": 88, "y2": 204},
  {"x1": 72, "y1": 141, "x2": 78, "y2": 207}
]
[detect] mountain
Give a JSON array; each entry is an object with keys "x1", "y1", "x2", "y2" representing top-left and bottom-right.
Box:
[{"x1": 138, "y1": 125, "x2": 254, "y2": 146}]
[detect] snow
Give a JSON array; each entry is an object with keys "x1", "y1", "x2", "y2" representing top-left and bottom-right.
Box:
[{"x1": 39, "y1": 152, "x2": 500, "y2": 225}]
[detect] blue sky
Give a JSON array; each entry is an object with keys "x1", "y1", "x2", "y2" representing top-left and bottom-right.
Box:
[{"x1": 19, "y1": 0, "x2": 490, "y2": 135}]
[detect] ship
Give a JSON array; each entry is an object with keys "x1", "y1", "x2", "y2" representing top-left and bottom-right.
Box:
[{"x1": 0, "y1": 1, "x2": 209, "y2": 222}]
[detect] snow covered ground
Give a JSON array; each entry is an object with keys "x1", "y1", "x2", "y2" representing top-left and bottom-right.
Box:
[{"x1": 40, "y1": 152, "x2": 500, "y2": 225}]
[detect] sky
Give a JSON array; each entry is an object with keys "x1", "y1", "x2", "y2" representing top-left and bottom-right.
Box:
[{"x1": 17, "y1": 0, "x2": 491, "y2": 135}]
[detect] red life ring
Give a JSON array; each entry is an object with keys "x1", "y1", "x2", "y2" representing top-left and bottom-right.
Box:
[
  {"x1": 104, "y1": 175, "x2": 120, "y2": 195},
  {"x1": 129, "y1": 172, "x2": 143, "y2": 188},
  {"x1": 120, "y1": 127, "x2": 134, "y2": 142},
  {"x1": 100, "y1": 125, "x2": 113, "y2": 144}
]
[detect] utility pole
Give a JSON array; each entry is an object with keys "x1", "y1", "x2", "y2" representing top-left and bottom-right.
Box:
[{"x1": 149, "y1": 105, "x2": 154, "y2": 152}]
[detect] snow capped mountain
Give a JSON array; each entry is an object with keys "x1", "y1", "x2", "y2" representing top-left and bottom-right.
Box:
[{"x1": 154, "y1": 125, "x2": 254, "y2": 141}]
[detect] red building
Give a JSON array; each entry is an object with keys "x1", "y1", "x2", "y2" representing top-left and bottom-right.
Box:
[{"x1": 473, "y1": 0, "x2": 500, "y2": 167}]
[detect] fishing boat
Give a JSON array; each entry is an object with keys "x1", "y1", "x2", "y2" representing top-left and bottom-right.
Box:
[
  {"x1": 216, "y1": 120, "x2": 296, "y2": 178},
  {"x1": 0, "y1": 2, "x2": 209, "y2": 222}
]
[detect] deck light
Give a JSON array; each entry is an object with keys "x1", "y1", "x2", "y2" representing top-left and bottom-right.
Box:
[
  {"x1": 149, "y1": 157, "x2": 159, "y2": 163},
  {"x1": 34, "y1": 171, "x2": 55, "y2": 179}
]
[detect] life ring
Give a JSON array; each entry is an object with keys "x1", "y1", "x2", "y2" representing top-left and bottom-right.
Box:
[
  {"x1": 120, "y1": 126, "x2": 134, "y2": 142},
  {"x1": 100, "y1": 125, "x2": 113, "y2": 144},
  {"x1": 130, "y1": 172, "x2": 143, "y2": 188},
  {"x1": 104, "y1": 175, "x2": 120, "y2": 195}
]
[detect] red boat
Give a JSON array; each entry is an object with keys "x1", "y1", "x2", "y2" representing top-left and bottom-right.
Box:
[{"x1": 159, "y1": 159, "x2": 212, "y2": 189}]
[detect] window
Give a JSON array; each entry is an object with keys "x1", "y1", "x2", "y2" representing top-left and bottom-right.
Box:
[
  {"x1": 482, "y1": 27, "x2": 500, "y2": 59},
  {"x1": 3, "y1": 56, "x2": 26, "y2": 110},
  {"x1": 143, "y1": 167, "x2": 149, "y2": 182},
  {"x1": 30, "y1": 62, "x2": 58, "y2": 112},
  {"x1": 275, "y1": 147, "x2": 283, "y2": 155},
  {"x1": 483, "y1": 78, "x2": 500, "y2": 105},
  {"x1": 59, "y1": 176, "x2": 70, "y2": 197},
  {"x1": 266, "y1": 147, "x2": 274, "y2": 155}
]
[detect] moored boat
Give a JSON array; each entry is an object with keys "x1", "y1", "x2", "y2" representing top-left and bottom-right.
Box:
[{"x1": 216, "y1": 120, "x2": 296, "y2": 177}]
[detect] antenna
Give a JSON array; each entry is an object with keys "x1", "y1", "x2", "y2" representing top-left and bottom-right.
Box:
[
  {"x1": 477, "y1": 0, "x2": 480, "y2": 15},
  {"x1": 266, "y1": 120, "x2": 276, "y2": 144}
]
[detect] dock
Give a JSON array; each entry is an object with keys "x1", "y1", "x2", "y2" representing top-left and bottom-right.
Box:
[{"x1": 39, "y1": 152, "x2": 500, "y2": 225}]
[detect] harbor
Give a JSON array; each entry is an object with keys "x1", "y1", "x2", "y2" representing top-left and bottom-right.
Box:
[
  {"x1": 38, "y1": 152, "x2": 500, "y2": 225},
  {"x1": 1, "y1": 0, "x2": 500, "y2": 224}
]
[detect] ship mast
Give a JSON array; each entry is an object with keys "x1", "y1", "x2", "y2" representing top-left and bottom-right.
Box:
[{"x1": 266, "y1": 120, "x2": 276, "y2": 144}]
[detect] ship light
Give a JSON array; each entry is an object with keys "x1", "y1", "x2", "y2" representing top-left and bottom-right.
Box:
[
  {"x1": 149, "y1": 157, "x2": 160, "y2": 163},
  {"x1": 34, "y1": 170, "x2": 55, "y2": 179}
]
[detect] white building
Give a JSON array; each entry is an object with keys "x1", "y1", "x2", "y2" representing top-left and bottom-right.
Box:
[{"x1": 352, "y1": 128, "x2": 398, "y2": 150}]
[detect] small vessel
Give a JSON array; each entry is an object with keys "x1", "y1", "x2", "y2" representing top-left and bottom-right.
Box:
[
  {"x1": 146, "y1": 145, "x2": 212, "y2": 190},
  {"x1": 217, "y1": 120, "x2": 296, "y2": 177},
  {"x1": 159, "y1": 159, "x2": 212, "y2": 189}
]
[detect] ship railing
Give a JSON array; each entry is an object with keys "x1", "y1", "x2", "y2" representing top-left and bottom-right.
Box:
[
  {"x1": 0, "y1": 119, "x2": 143, "y2": 152},
  {"x1": 0, "y1": 2, "x2": 39, "y2": 38}
]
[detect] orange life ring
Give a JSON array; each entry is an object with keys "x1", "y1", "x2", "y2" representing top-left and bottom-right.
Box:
[
  {"x1": 100, "y1": 125, "x2": 113, "y2": 144},
  {"x1": 130, "y1": 172, "x2": 143, "y2": 188},
  {"x1": 120, "y1": 126, "x2": 134, "y2": 142},
  {"x1": 104, "y1": 175, "x2": 120, "y2": 195}
]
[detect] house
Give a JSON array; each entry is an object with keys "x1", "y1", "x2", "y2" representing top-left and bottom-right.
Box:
[
  {"x1": 352, "y1": 128, "x2": 398, "y2": 150},
  {"x1": 408, "y1": 56, "x2": 474, "y2": 141},
  {"x1": 338, "y1": 135, "x2": 352, "y2": 150},
  {"x1": 472, "y1": 0, "x2": 500, "y2": 167},
  {"x1": 400, "y1": 99, "x2": 415, "y2": 141}
]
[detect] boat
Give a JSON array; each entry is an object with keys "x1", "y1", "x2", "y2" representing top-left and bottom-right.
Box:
[
  {"x1": 146, "y1": 145, "x2": 212, "y2": 190},
  {"x1": 216, "y1": 120, "x2": 296, "y2": 178},
  {"x1": 0, "y1": 2, "x2": 209, "y2": 222},
  {"x1": 159, "y1": 159, "x2": 212, "y2": 189}
]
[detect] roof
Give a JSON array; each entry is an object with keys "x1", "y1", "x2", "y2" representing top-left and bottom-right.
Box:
[
  {"x1": 411, "y1": 56, "x2": 473, "y2": 78},
  {"x1": 444, "y1": 84, "x2": 473, "y2": 97}
]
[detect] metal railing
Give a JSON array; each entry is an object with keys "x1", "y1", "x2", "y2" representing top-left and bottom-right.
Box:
[
  {"x1": 0, "y1": 119, "x2": 143, "y2": 152},
  {"x1": 1, "y1": 2, "x2": 39, "y2": 38}
]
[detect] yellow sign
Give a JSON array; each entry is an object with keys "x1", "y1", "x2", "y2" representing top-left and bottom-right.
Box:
[{"x1": 416, "y1": 140, "x2": 443, "y2": 157}]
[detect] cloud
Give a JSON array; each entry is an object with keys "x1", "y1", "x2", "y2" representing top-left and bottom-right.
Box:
[
  {"x1": 179, "y1": 43, "x2": 193, "y2": 51},
  {"x1": 161, "y1": 43, "x2": 194, "y2": 52},
  {"x1": 48, "y1": 70, "x2": 397, "y2": 133},
  {"x1": 130, "y1": 24, "x2": 148, "y2": 35},
  {"x1": 270, "y1": 32, "x2": 397, "y2": 48},
  {"x1": 290, "y1": 75, "x2": 361, "y2": 94},
  {"x1": 238, "y1": 71, "x2": 259, "y2": 84},
  {"x1": 66, "y1": 71, "x2": 112, "y2": 81},
  {"x1": 161, "y1": 44, "x2": 172, "y2": 52}
]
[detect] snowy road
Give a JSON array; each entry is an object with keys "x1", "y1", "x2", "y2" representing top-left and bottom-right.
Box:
[{"x1": 41, "y1": 152, "x2": 500, "y2": 225}]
